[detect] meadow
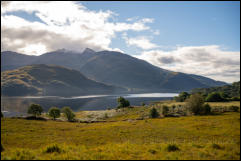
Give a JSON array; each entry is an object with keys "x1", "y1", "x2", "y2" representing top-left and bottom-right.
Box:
[{"x1": 1, "y1": 101, "x2": 240, "y2": 160}]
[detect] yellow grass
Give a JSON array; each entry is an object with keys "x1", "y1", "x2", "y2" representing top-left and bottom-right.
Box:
[{"x1": 1, "y1": 101, "x2": 240, "y2": 160}]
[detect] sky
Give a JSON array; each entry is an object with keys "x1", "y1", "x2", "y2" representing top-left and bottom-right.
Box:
[{"x1": 1, "y1": 1, "x2": 240, "y2": 83}]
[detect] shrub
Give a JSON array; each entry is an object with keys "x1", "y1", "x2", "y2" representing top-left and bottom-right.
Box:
[
  {"x1": 117, "y1": 97, "x2": 130, "y2": 108},
  {"x1": 211, "y1": 143, "x2": 222, "y2": 150},
  {"x1": 162, "y1": 105, "x2": 169, "y2": 116},
  {"x1": 1, "y1": 144, "x2": 4, "y2": 152},
  {"x1": 171, "y1": 105, "x2": 176, "y2": 112},
  {"x1": 62, "y1": 107, "x2": 75, "y2": 121},
  {"x1": 141, "y1": 102, "x2": 146, "y2": 106},
  {"x1": 202, "y1": 103, "x2": 211, "y2": 115},
  {"x1": 229, "y1": 97, "x2": 240, "y2": 101},
  {"x1": 27, "y1": 104, "x2": 43, "y2": 117},
  {"x1": 104, "y1": 113, "x2": 108, "y2": 119},
  {"x1": 166, "y1": 144, "x2": 180, "y2": 152},
  {"x1": 149, "y1": 108, "x2": 159, "y2": 118},
  {"x1": 229, "y1": 106, "x2": 239, "y2": 112},
  {"x1": 186, "y1": 94, "x2": 205, "y2": 115},
  {"x1": 148, "y1": 149, "x2": 157, "y2": 154},
  {"x1": 48, "y1": 107, "x2": 61, "y2": 120},
  {"x1": 205, "y1": 92, "x2": 226, "y2": 102},
  {"x1": 44, "y1": 144, "x2": 62, "y2": 153}
]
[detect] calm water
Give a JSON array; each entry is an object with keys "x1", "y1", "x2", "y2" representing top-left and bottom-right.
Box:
[{"x1": 1, "y1": 93, "x2": 178, "y2": 117}]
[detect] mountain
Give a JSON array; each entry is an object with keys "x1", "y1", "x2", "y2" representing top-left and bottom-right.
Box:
[
  {"x1": 1, "y1": 64, "x2": 125, "y2": 96},
  {"x1": 1, "y1": 49, "x2": 227, "y2": 93}
]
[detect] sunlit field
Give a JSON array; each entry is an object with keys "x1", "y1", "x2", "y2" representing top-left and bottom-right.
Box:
[{"x1": 1, "y1": 102, "x2": 240, "y2": 160}]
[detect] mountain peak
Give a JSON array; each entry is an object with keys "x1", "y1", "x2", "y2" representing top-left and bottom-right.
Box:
[{"x1": 83, "y1": 48, "x2": 96, "y2": 54}]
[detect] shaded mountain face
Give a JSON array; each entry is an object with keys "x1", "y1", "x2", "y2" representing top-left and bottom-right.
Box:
[
  {"x1": 1, "y1": 64, "x2": 125, "y2": 96},
  {"x1": 1, "y1": 49, "x2": 227, "y2": 93}
]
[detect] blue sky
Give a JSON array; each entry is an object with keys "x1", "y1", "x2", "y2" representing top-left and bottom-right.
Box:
[
  {"x1": 1, "y1": 1, "x2": 240, "y2": 82},
  {"x1": 82, "y1": 1, "x2": 240, "y2": 53}
]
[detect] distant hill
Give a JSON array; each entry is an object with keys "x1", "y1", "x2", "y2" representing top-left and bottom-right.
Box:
[
  {"x1": 1, "y1": 64, "x2": 125, "y2": 96},
  {"x1": 1, "y1": 49, "x2": 227, "y2": 92},
  {"x1": 191, "y1": 81, "x2": 240, "y2": 98}
]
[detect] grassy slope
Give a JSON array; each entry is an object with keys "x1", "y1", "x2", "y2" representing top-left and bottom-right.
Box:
[{"x1": 1, "y1": 102, "x2": 240, "y2": 160}]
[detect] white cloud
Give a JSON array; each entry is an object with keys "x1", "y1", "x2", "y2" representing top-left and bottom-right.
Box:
[
  {"x1": 122, "y1": 33, "x2": 159, "y2": 50},
  {"x1": 134, "y1": 45, "x2": 240, "y2": 83},
  {"x1": 1, "y1": 1, "x2": 154, "y2": 55}
]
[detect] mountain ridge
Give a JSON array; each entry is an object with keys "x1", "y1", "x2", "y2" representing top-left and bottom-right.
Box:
[
  {"x1": 1, "y1": 49, "x2": 227, "y2": 93},
  {"x1": 1, "y1": 64, "x2": 125, "y2": 96}
]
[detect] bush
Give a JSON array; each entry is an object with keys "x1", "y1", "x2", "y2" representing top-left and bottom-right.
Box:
[
  {"x1": 229, "y1": 106, "x2": 239, "y2": 112},
  {"x1": 141, "y1": 102, "x2": 146, "y2": 106},
  {"x1": 62, "y1": 106, "x2": 75, "y2": 121},
  {"x1": 211, "y1": 143, "x2": 222, "y2": 150},
  {"x1": 48, "y1": 107, "x2": 61, "y2": 120},
  {"x1": 162, "y1": 105, "x2": 169, "y2": 116},
  {"x1": 229, "y1": 97, "x2": 240, "y2": 101},
  {"x1": 44, "y1": 144, "x2": 62, "y2": 153},
  {"x1": 27, "y1": 104, "x2": 43, "y2": 117},
  {"x1": 166, "y1": 144, "x2": 180, "y2": 152},
  {"x1": 205, "y1": 92, "x2": 226, "y2": 102},
  {"x1": 1, "y1": 144, "x2": 4, "y2": 152},
  {"x1": 117, "y1": 97, "x2": 130, "y2": 108},
  {"x1": 186, "y1": 94, "x2": 205, "y2": 115},
  {"x1": 149, "y1": 108, "x2": 159, "y2": 118},
  {"x1": 202, "y1": 103, "x2": 211, "y2": 115}
]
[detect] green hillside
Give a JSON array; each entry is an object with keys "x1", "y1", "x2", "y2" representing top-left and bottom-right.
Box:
[
  {"x1": 1, "y1": 64, "x2": 125, "y2": 96},
  {"x1": 192, "y1": 81, "x2": 240, "y2": 98}
]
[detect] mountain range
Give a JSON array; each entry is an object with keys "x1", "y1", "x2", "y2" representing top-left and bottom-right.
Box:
[{"x1": 1, "y1": 49, "x2": 227, "y2": 96}]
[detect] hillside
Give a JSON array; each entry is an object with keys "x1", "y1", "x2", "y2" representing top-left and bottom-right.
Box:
[
  {"x1": 1, "y1": 64, "x2": 125, "y2": 96},
  {"x1": 191, "y1": 81, "x2": 240, "y2": 98},
  {"x1": 1, "y1": 49, "x2": 227, "y2": 92}
]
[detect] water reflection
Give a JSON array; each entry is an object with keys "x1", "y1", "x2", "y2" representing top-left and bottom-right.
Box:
[{"x1": 1, "y1": 93, "x2": 178, "y2": 117}]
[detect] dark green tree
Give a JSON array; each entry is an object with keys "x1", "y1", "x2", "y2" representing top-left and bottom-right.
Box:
[
  {"x1": 48, "y1": 107, "x2": 61, "y2": 120},
  {"x1": 205, "y1": 92, "x2": 226, "y2": 102},
  {"x1": 62, "y1": 106, "x2": 75, "y2": 121},
  {"x1": 162, "y1": 105, "x2": 169, "y2": 116},
  {"x1": 186, "y1": 94, "x2": 205, "y2": 115},
  {"x1": 27, "y1": 104, "x2": 43, "y2": 117},
  {"x1": 149, "y1": 108, "x2": 159, "y2": 118},
  {"x1": 174, "y1": 92, "x2": 190, "y2": 102},
  {"x1": 117, "y1": 97, "x2": 130, "y2": 108}
]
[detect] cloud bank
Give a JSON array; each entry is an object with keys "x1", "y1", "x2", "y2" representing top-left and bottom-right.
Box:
[
  {"x1": 134, "y1": 45, "x2": 240, "y2": 83},
  {"x1": 1, "y1": 1, "x2": 154, "y2": 55}
]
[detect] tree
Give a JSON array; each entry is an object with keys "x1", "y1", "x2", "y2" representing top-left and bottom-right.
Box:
[
  {"x1": 186, "y1": 94, "x2": 205, "y2": 115},
  {"x1": 62, "y1": 106, "x2": 75, "y2": 121},
  {"x1": 202, "y1": 103, "x2": 211, "y2": 115},
  {"x1": 48, "y1": 107, "x2": 61, "y2": 120},
  {"x1": 1, "y1": 111, "x2": 3, "y2": 118},
  {"x1": 162, "y1": 105, "x2": 169, "y2": 116},
  {"x1": 117, "y1": 97, "x2": 130, "y2": 108},
  {"x1": 149, "y1": 108, "x2": 159, "y2": 118},
  {"x1": 205, "y1": 92, "x2": 226, "y2": 102},
  {"x1": 27, "y1": 104, "x2": 43, "y2": 117},
  {"x1": 174, "y1": 92, "x2": 190, "y2": 102}
]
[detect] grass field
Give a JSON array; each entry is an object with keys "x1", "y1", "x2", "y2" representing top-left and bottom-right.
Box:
[{"x1": 1, "y1": 102, "x2": 240, "y2": 160}]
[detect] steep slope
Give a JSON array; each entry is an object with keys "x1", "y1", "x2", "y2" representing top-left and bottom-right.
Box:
[
  {"x1": 1, "y1": 49, "x2": 227, "y2": 92},
  {"x1": 1, "y1": 51, "x2": 38, "y2": 71},
  {"x1": 1, "y1": 64, "x2": 125, "y2": 96}
]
